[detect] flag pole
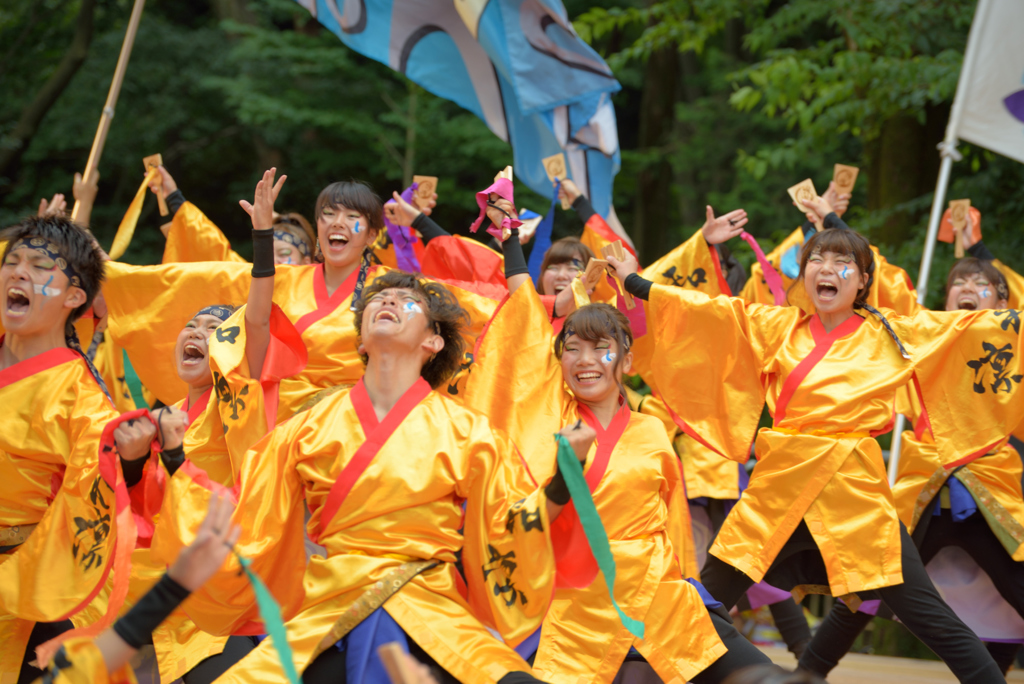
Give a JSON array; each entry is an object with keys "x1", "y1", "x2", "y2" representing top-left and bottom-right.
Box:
[
  {"x1": 70, "y1": 0, "x2": 147, "y2": 223},
  {"x1": 888, "y1": 0, "x2": 994, "y2": 484}
]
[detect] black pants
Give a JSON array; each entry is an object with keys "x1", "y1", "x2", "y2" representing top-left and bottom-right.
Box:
[
  {"x1": 799, "y1": 508, "x2": 1024, "y2": 676},
  {"x1": 18, "y1": 620, "x2": 74, "y2": 684},
  {"x1": 183, "y1": 635, "x2": 261, "y2": 684},
  {"x1": 689, "y1": 611, "x2": 774, "y2": 684},
  {"x1": 701, "y1": 520, "x2": 1004, "y2": 683},
  {"x1": 705, "y1": 499, "x2": 811, "y2": 656},
  {"x1": 304, "y1": 634, "x2": 548, "y2": 684}
]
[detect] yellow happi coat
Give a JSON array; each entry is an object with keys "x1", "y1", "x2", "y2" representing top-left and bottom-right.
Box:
[
  {"x1": 120, "y1": 388, "x2": 234, "y2": 683},
  {"x1": 645, "y1": 285, "x2": 1024, "y2": 598},
  {"x1": 740, "y1": 227, "x2": 921, "y2": 317},
  {"x1": 893, "y1": 387, "x2": 1024, "y2": 560},
  {"x1": 631, "y1": 229, "x2": 745, "y2": 500},
  {"x1": 163, "y1": 202, "x2": 248, "y2": 264},
  {"x1": 30, "y1": 638, "x2": 136, "y2": 684},
  {"x1": 147, "y1": 381, "x2": 565, "y2": 684},
  {"x1": 464, "y1": 282, "x2": 726, "y2": 683},
  {"x1": 0, "y1": 345, "x2": 133, "y2": 677}
]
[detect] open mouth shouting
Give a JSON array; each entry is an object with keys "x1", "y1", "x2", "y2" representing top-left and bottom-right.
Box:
[
  {"x1": 815, "y1": 279, "x2": 839, "y2": 303},
  {"x1": 957, "y1": 295, "x2": 978, "y2": 311},
  {"x1": 326, "y1": 231, "x2": 350, "y2": 252},
  {"x1": 181, "y1": 341, "x2": 206, "y2": 366},
  {"x1": 373, "y1": 308, "x2": 400, "y2": 324},
  {"x1": 5, "y1": 286, "x2": 30, "y2": 317}
]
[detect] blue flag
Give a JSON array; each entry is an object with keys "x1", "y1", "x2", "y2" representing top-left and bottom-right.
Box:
[{"x1": 293, "y1": 0, "x2": 622, "y2": 219}]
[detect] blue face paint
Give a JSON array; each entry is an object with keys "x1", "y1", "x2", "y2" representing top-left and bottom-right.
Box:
[
  {"x1": 840, "y1": 264, "x2": 849, "y2": 280},
  {"x1": 402, "y1": 301, "x2": 423, "y2": 316},
  {"x1": 353, "y1": 220, "x2": 362, "y2": 234},
  {"x1": 981, "y1": 288, "x2": 991, "y2": 299},
  {"x1": 601, "y1": 350, "x2": 616, "y2": 365},
  {"x1": 34, "y1": 275, "x2": 60, "y2": 297}
]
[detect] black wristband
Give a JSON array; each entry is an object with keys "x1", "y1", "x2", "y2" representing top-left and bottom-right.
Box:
[
  {"x1": 800, "y1": 220, "x2": 816, "y2": 239},
  {"x1": 113, "y1": 574, "x2": 190, "y2": 649},
  {"x1": 251, "y1": 229, "x2": 276, "y2": 278},
  {"x1": 624, "y1": 273, "x2": 652, "y2": 301},
  {"x1": 503, "y1": 229, "x2": 529, "y2": 278},
  {"x1": 571, "y1": 195, "x2": 596, "y2": 224},
  {"x1": 161, "y1": 444, "x2": 186, "y2": 477},
  {"x1": 968, "y1": 240, "x2": 996, "y2": 261},
  {"x1": 823, "y1": 212, "x2": 850, "y2": 231},
  {"x1": 122, "y1": 454, "x2": 148, "y2": 489},
  {"x1": 545, "y1": 469, "x2": 571, "y2": 506},
  {"x1": 411, "y1": 213, "x2": 449, "y2": 245},
  {"x1": 165, "y1": 190, "x2": 186, "y2": 218}
]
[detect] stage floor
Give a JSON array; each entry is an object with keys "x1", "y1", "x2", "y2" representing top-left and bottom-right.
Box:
[{"x1": 760, "y1": 646, "x2": 1024, "y2": 682}]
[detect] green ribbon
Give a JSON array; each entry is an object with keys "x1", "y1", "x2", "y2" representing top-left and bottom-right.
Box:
[
  {"x1": 234, "y1": 552, "x2": 301, "y2": 684},
  {"x1": 122, "y1": 349, "x2": 146, "y2": 409},
  {"x1": 554, "y1": 433, "x2": 645, "y2": 639}
]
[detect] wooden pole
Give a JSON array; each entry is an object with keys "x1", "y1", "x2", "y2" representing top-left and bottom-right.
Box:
[{"x1": 70, "y1": 0, "x2": 147, "y2": 223}]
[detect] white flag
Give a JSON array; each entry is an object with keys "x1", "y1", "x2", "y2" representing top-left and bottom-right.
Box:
[{"x1": 955, "y1": 0, "x2": 1024, "y2": 164}]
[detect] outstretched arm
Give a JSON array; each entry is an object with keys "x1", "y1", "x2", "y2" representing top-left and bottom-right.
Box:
[{"x1": 239, "y1": 168, "x2": 287, "y2": 381}]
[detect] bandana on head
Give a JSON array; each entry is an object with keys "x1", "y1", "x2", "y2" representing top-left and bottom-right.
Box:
[
  {"x1": 9, "y1": 237, "x2": 83, "y2": 289},
  {"x1": 193, "y1": 305, "x2": 234, "y2": 322},
  {"x1": 273, "y1": 229, "x2": 311, "y2": 258}
]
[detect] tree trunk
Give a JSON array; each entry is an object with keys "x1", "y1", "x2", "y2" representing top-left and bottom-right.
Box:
[
  {"x1": 0, "y1": 0, "x2": 97, "y2": 186},
  {"x1": 633, "y1": 46, "x2": 679, "y2": 264}
]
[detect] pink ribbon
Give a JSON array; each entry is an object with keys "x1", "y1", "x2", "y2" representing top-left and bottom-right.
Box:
[
  {"x1": 469, "y1": 178, "x2": 522, "y2": 241},
  {"x1": 739, "y1": 231, "x2": 786, "y2": 306}
]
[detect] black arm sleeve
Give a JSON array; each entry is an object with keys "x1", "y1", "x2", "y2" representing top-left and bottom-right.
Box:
[
  {"x1": 502, "y1": 229, "x2": 529, "y2": 278},
  {"x1": 968, "y1": 240, "x2": 996, "y2": 261},
  {"x1": 251, "y1": 229, "x2": 275, "y2": 278},
  {"x1": 571, "y1": 195, "x2": 597, "y2": 225},
  {"x1": 112, "y1": 574, "x2": 190, "y2": 649},
  {"x1": 410, "y1": 213, "x2": 450, "y2": 245},
  {"x1": 165, "y1": 190, "x2": 186, "y2": 218},
  {"x1": 160, "y1": 444, "x2": 186, "y2": 478},
  {"x1": 822, "y1": 212, "x2": 850, "y2": 231},
  {"x1": 800, "y1": 219, "x2": 817, "y2": 239},
  {"x1": 624, "y1": 273, "x2": 653, "y2": 301},
  {"x1": 121, "y1": 455, "x2": 148, "y2": 489}
]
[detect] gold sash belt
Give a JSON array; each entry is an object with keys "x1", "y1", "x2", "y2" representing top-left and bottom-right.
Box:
[
  {"x1": 0, "y1": 523, "x2": 37, "y2": 553},
  {"x1": 306, "y1": 560, "x2": 439, "y2": 665}
]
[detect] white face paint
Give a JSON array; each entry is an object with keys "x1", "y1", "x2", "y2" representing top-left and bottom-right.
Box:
[
  {"x1": 601, "y1": 350, "x2": 616, "y2": 365},
  {"x1": 402, "y1": 301, "x2": 423, "y2": 317},
  {"x1": 352, "y1": 220, "x2": 362, "y2": 234},
  {"x1": 982, "y1": 288, "x2": 991, "y2": 299},
  {"x1": 34, "y1": 276, "x2": 61, "y2": 297},
  {"x1": 840, "y1": 264, "x2": 849, "y2": 280}
]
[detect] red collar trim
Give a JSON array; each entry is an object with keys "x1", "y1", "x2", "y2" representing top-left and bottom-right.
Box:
[
  {"x1": 0, "y1": 337, "x2": 79, "y2": 390},
  {"x1": 576, "y1": 397, "x2": 631, "y2": 492}
]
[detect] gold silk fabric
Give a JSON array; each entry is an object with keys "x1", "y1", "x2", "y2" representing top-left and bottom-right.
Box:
[
  {"x1": 646, "y1": 285, "x2": 1024, "y2": 596},
  {"x1": 31, "y1": 638, "x2": 137, "y2": 684},
  {"x1": 0, "y1": 349, "x2": 122, "y2": 677},
  {"x1": 994, "y1": 259, "x2": 1024, "y2": 310},
  {"x1": 163, "y1": 202, "x2": 247, "y2": 264},
  {"x1": 149, "y1": 388, "x2": 554, "y2": 684},
  {"x1": 464, "y1": 283, "x2": 727, "y2": 683}
]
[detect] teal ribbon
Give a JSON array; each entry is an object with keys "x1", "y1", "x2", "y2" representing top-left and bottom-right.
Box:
[
  {"x1": 554, "y1": 433, "x2": 645, "y2": 639},
  {"x1": 234, "y1": 552, "x2": 301, "y2": 684},
  {"x1": 122, "y1": 349, "x2": 147, "y2": 409}
]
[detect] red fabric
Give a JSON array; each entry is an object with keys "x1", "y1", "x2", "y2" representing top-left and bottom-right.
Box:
[
  {"x1": 550, "y1": 501, "x2": 599, "y2": 589},
  {"x1": 313, "y1": 378, "x2": 432, "y2": 542},
  {"x1": 606, "y1": 275, "x2": 647, "y2": 338},
  {"x1": 774, "y1": 315, "x2": 864, "y2": 425},
  {"x1": 577, "y1": 399, "x2": 631, "y2": 492},
  {"x1": 184, "y1": 388, "x2": 212, "y2": 423},
  {"x1": 0, "y1": 341, "x2": 77, "y2": 389},
  {"x1": 294, "y1": 264, "x2": 360, "y2": 334},
  {"x1": 585, "y1": 214, "x2": 637, "y2": 260},
  {"x1": 420, "y1": 235, "x2": 505, "y2": 287},
  {"x1": 708, "y1": 244, "x2": 733, "y2": 297},
  {"x1": 259, "y1": 303, "x2": 309, "y2": 426}
]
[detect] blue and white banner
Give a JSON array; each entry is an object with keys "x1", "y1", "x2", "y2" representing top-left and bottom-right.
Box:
[{"x1": 294, "y1": 0, "x2": 626, "y2": 239}]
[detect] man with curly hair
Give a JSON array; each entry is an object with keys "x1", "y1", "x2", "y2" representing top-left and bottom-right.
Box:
[{"x1": 139, "y1": 269, "x2": 595, "y2": 684}]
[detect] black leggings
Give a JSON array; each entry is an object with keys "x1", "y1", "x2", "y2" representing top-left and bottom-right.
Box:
[
  {"x1": 689, "y1": 611, "x2": 774, "y2": 684},
  {"x1": 799, "y1": 508, "x2": 1024, "y2": 677},
  {"x1": 183, "y1": 635, "x2": 261, "y2": 684},
  {"x1": 303, "y1": 634, "x2": 548, "y2": 684},
  {"x1": 18, "y1": 620, "x2": 74, "y2": 684},
  {"x1": 701, "y1": 520, "x2": 1004, "y2": 683}
]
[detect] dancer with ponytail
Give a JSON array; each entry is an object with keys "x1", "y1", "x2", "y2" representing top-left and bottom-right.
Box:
[{"x1": 607, "y1": 226, "x2": 1024, "y2": 682}]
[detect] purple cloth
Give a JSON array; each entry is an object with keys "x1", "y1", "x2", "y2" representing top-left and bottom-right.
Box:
[
  {"x1": 384, "y1": 183, "x2": 422, "y2": 273},
  {"x1": 1005, "y1": 89, "x2": 1024, "y2": 124},
  {"x1": 932, "y1": 478, "x2": 978, "y2": 521},
  {"x1": 746, "y1": 581, "x2": 793, "y2": 609},
  {"x1": 334, "y1": 606, "x2": 410, "y2": 681}
]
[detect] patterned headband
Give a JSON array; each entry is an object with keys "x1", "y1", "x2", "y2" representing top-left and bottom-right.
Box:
[
  {"x1": 8, "y1": 237, "x2": 82, "y2": 289},
  {"x1": 193, "y1": 305, "x2": 234, "y2": 322},
  {"x1": 273, "y1": 228, "x2": 311, "y2": 258}
]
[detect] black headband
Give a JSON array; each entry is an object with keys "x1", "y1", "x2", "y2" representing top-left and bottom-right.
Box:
[
  {"x1": 8, "y1": 237, "x2": 82, "y2": 289},
  {"x1": 193, "y1": 305, "x2": 234, "y2": 322},
  {"x1": 273, "y1": 228, "x2": 311, "y2": 258}
]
